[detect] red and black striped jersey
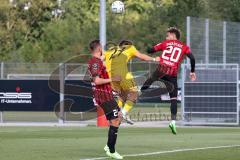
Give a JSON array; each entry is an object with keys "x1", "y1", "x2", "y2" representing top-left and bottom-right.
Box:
[
  {"x1": 88, "y1": 56, "x2": 114, "y2": 105},
  {"x1": 153, "y1": 40, "x2": 191, "y2": 77}
]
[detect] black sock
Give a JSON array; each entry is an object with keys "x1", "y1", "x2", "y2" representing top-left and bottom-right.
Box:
[
  {"x1": 107, "y1": 125, "x2": 119, "y2": 153},
  {"x1": 170, "y1": 99, "x2": 177, "y2": 120}
]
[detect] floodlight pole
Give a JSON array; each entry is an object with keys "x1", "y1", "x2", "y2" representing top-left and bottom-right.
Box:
[
  {"x1": 205, "y1": 19, "x2": 209, "y2": 65},
  {"x1": 59, "y1": 63, "x2": 65, "y2": 124},
  {"x1": 99, "y1": 0, "x2": 106, "y2": 51}
]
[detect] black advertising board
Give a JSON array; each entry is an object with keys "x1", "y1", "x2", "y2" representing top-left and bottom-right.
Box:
[{"x1": 0, "y1": 80, "x2": 94, "y2": 112}]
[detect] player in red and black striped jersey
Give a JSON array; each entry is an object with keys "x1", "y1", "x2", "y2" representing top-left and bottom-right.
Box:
[
  {"x1": 87, "y1": 40, "x2": 123, "y2": 159},
  {"x1": 141, "y1": 27, "x2": 196, "y2": 134},
  {"x1": 88, "y1": 55, "x2": 114, "y2": 106}
]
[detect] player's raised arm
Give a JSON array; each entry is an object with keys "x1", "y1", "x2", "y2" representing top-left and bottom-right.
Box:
[
  {"x1": 147, "y1": 46, "x2": 156, "y2": 54},
  {"x1": 186, "y1": 53, "x2": 196, "y2": 81},
  {"x1": 147, "y1": 42, "x2": 164, "y2": 54},
  {"x1": 134, "y1": 51, "x2": 159, "y2": 62}
]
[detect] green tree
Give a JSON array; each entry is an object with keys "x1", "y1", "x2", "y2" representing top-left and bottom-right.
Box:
[{"x1": 0, "y1": 0, "x2": 240, "y2": 63}]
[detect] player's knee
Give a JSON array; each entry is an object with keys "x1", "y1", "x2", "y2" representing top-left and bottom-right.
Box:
[
  {"x1": 169, "y1": 87, "x2": 178, "y2": 98},
  {"x1": 118, "y1": 91, "x2": 127, "y2": 103},
  {"x1": 166, "y1": 83, "x2": 174, "y2": 93},
  {"x1": 127, "y1": 91, "x2": 138, "y2": 103},
  {"x1": 110, "y1": 118, "x2": 121, "y2": 127}
]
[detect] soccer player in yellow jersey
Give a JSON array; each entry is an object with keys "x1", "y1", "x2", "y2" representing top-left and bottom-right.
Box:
[{"x1": 104, "y1": 40, "x2": 159, "y2": 124}]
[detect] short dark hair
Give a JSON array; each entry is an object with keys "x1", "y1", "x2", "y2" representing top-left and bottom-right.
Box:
[
  {"x1": 119, "y1": 40, "x2": 133, "y2": 46},
  {"x1": 167, "y1": 27, "x2": 181, "y2": 40},
  {"x1": 105, "y1": 42, "x2": 118, "y2": 50},
  {"x1": 89, "y1": 39, "x2": 101, "y2": 51}
]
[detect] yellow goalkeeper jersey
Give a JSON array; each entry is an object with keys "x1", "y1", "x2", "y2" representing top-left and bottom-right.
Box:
[{"x1": 104, "y1": 45, "x2": 137, "y2": 81}]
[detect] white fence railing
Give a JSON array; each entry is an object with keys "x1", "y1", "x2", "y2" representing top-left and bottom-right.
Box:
[{"x1": 181, "y1": 64, "x2": 239, "y2": 125}]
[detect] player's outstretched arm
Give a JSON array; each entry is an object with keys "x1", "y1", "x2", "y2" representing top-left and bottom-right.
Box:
[
  {"x1": 147, "y1": 46, "x2": 156, "y2": 54},
  {"x1": 186, "y1": 53, "x2": 196, "y2": 81},
  {"x1": 93, "y1": 76, "x2": 121, "y2": 85},
  {"x1": 135, "y1": 51, "x2": 159, "y2": 62}
]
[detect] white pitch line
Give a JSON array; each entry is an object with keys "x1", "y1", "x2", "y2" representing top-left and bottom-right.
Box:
[{"x1": 80, "y1": 144, "x2": 240, "y2": 160}]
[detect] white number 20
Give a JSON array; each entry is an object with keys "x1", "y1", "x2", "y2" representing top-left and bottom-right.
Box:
[{"x1": 162, "y1": 46, "x2": 182, "y2": 62}]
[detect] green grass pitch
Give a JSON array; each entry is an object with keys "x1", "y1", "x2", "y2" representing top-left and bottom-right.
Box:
[{"x1": 0, "y1": 126, "x2": 239, "y2": 160}]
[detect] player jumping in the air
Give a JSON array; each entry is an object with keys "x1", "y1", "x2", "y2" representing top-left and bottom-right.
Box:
[
  {"x1": 141, "y1": 27, "x2": 196, "y2": 134},
  {"x1": 104, "y1": 40, "x2": 159, "y2": 125},
  {"x1": 88, "y1": 40, "x2": 123, "y2": 159}
]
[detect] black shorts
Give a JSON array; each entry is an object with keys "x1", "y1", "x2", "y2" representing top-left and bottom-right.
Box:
[
  {"x1": 151, "y1": 69, "x2": 178, "y2": 98},
  {"x1": 100, "y1": 100, "x2": 120, "y2": 120}
]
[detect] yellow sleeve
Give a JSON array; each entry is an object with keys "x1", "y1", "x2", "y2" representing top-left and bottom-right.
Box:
[
  {"x1": 104, "y1": 50, "x2": 113, "y2": 74},
  {"x1": 126, "y1": 45, "x2": 138, "y2": 59}
]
